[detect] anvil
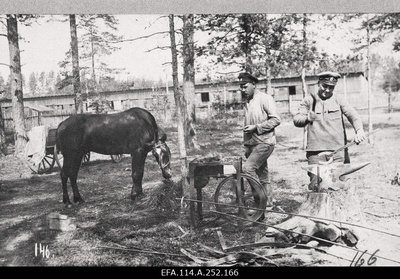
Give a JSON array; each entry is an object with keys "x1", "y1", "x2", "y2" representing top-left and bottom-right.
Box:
[{"x1": 302, "y1": 162, "x2": 371, "y2": 192}]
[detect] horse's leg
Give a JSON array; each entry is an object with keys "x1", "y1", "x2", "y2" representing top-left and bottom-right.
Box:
[
  {"x1": 61, "y1": 152, "x2": 72, "y2": 207},
  {"x1": 70, "y1": 151, "x2": 85, "y2": 204},
  {"x1": 130, "y1": 149, "x2": 147, "y2": 200}
]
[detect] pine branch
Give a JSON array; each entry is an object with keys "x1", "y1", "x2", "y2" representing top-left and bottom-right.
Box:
[
  {"x1": 145, "y1": 43, "x2": 185, "y2": 53},
  {"x1": 111, "y1": 31, "x2": 169, "y2": 43},
  {"x1": 145, "y1": 46, "x2": 171, "y2": 52}
]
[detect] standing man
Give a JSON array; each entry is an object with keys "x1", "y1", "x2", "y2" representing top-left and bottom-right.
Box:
[
  {"x1": 238, "y1": 72, "x2": 281, "y2": 208},
  {"x1": 293, "y1": 71, "x2": 366, "y2": 191}
]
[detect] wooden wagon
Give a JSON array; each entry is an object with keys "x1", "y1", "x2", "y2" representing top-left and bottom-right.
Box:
[{"x1": 27, "y1": 127, "x2": 122, "y2": 174}]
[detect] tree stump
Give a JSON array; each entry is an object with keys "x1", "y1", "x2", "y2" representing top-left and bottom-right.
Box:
[{"x1": 268, "y1": 162, "x2": 371, "y2": 246}]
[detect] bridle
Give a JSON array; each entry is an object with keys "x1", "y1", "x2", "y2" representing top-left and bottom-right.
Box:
[{"x1": 152, "y1": 142, "x2": 171, "y2": 170}]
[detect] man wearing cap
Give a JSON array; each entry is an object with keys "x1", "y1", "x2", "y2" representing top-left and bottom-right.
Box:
[
  {"x1": 293, "y1": 71, "x2": 367, "y2": 191},
  {"x1": 238, "y1": 72, "x2": 281, "y2": 209}
]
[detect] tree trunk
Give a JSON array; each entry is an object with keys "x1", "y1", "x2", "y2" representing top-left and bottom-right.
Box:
[
  {"x1": 169, "y1": 14, "x2": 189, "y2": 197},
  {"x1": 89, "y1": 26, "x2": 99, "y2": 104},
  {"x1": 265, "y1": 65, "x2": 273, "y2": 95},
  {"x1": 239, "y1": 15, "x2": 253, "y2": 73},
  {"x1": 7, "y1": 14, "x2": 27, "y2": 154},
  {"x1": 301, "y1": 14, "x2": 308, "y2": 151},
  {"x1": 0, "y1": 104, "x2": 6, "y2": 156},
  {"x1": 69, "y1": 15, "x2": 83, "y2": 114},
  {"x1": 182, "y1": 14, "x2": 199, "y2": 149},
  {"x1": 263, "y1": 15, "x2": 273, "y2": 95},
  {"x1": 366, "y1": 15, "x2": 374, "y2": 145}
]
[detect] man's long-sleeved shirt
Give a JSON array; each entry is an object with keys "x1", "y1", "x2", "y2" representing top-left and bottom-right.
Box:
[
  {"x1": 243, "y1": 90, "x2": 281, "y2": 146},
  {"x1": 293, "y1": 94, "x2": 363, "y2": 151}
]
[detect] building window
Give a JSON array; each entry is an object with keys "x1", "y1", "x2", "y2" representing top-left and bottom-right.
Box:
[
  {"x1": 201, "y1": 92, "x2": 210, "y2": 103},
  {"x1": 289, "y1": 86, "x2": 296, "y2": 95}
]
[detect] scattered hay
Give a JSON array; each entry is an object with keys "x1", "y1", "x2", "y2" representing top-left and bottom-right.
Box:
[{"x1": 142, "y1": 179, "x2": 183, "y2": 212}]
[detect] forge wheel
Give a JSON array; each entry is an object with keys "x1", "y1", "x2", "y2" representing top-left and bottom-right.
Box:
[
  {"x1": 110, "y1": 154, "x2": 123, "y2": 163},
  {"x1": 214, "y1": 173, "x2": 267, "y2": 223}
]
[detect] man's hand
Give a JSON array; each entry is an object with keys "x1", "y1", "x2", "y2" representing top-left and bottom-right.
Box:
[
  {"x1": 307, "y1": 111, "x2": 316, "y2": 122},
  {"x1": 354, "y1": 129, "x2": 366, "y2": 144},
  {"x1": 243, "y1": 125, "x2": 257, "y2": 134}
]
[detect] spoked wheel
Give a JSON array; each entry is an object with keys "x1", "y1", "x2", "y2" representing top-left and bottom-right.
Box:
[
  {"x1": 54, "y1": 145, "x2": 90, "y2": 169},
  {"x1": 54, "y1": 145, "x2": 64, "y2": 169},
  {"x1": 214, "y1": 173, "x2": 267, "y2": 224},
  {"x1": 110, "y1": 154, "x2": 123, "y2": 163},
  {"x1": 81, "y1": 152, "x2": 91, "y2": 165},
  {"x1": 37, "y1": 152, "x2": 56, "y2": 174},
  {"x1": 29, "y1": 148, "x2": 55, "y2": 174}
]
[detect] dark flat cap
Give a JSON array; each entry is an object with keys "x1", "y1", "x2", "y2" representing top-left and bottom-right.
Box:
[
  {"x1": 238, "y1": 72, "x2": 259, "y2": 85},
  {"x1": 318, "y1": 71, "x2": 341, "y2": 86}
]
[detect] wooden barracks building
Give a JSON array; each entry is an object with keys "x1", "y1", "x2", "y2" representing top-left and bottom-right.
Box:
[{"x1": 0, "y1": 72, "x2": 387, "y2": 132}]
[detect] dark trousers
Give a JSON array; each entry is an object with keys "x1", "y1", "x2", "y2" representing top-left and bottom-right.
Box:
[{"x1": 243, "y1": 143, "x2": 274, "y2": 205}]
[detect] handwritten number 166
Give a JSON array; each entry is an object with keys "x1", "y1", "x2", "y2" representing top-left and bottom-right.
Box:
[{"x1": 351, "y1": 249, "x2": 379, "y2": 266}]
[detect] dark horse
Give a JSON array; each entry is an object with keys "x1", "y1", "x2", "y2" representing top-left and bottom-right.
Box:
[{"x1": 56, "y1": 107, "x2": 172, "y2": 206}]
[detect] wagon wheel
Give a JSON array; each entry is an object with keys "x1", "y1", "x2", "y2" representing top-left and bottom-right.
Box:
[
  {"x1": 37, "y1": 152, "x2": 56, "y2": 174},
  {"x1": 54, "y1": 145, "x2": 64, "y2": 169},
  {"x1": 214, "y1": 173, "x2": 267, "y2": 224},
  {"x1": 29, "y1": 149, "x2": 56, "y2": 174},
  {"x1": 110, "y1": 154, "x2": 123, "y2": 163},
  {"x1": 81, "y1": 152, "x2": 91, "y2": 164},
  {"x1": 54, "y1": 146, "x2": 90, "y2": 168}
]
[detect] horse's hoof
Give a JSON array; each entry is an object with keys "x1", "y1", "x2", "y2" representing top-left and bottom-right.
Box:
[
  {"x1": 75, "y1": 199, "x2": 85, "y2": 204},
  {"x1": 65, "y1": 203, "x2": 73, "y2": 208}
]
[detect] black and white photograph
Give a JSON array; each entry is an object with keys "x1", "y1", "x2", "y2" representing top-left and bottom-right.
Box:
[{"x1": 1, "y1": 0, "x2": 400, "y2": 269}]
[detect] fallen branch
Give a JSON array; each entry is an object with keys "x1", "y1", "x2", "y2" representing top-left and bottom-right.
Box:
[
  {"x1": 198, "y1": 243, "x2": 226, "y2": 257},
  {"x1": 182, "y1": 247, "x2": 279, "y2": 267},
  {"x1": 377, "y1": 195, "x2": 399, "y2": 202},
  {"x1": 180, "y1": 248, "x2": 208, "y2": 265},
  {"x1": 364, "y1": 211, "x2": 400, "y2": 218},
  {"x1": 177, "y1": 225, "x2": 190, "y2": 238},
  {"x1": 225, "y1": 242, "x2": 296, "y2": 253},
  {"x1": 202, "y1": 251, "x2": 279, "y2": 267},
  {"x1": 216, "y1": 230, "x2": 228, "y2": 250}
]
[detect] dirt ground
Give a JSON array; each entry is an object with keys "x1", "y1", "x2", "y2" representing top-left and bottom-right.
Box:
[{"x1": 0, "y1": 109, "x2": 399, "y2": 267}]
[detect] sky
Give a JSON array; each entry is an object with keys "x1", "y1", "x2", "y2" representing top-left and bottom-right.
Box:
[
  {"x1": 0, "y1": 15, "x2": 176, "y2": 82},
  {"x1": 0, "y1": 13, "x2": 399, "y2": 85}
]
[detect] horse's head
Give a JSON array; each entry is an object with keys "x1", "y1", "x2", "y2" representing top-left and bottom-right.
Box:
[{"x1": 152, "y1": 141, "x2": 172, "y2": 179}]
